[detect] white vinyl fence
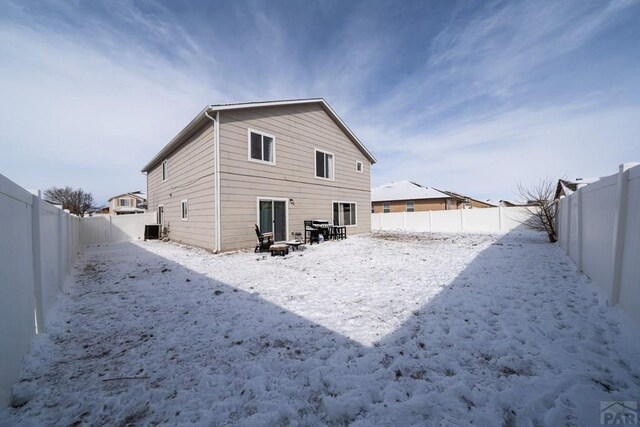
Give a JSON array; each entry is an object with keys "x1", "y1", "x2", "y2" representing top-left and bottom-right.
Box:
[
  {"x1": 557, "y1": 162, "x2": 640, "y2": 325},
  {"x1": 0, "y1": 174, "x2": 79, "y2": 407},
  {"x1": 371, "y1": 206, "x2": 532, "y2": 233},
  {"x1": 80, "y1": 212, "x2": 157, "y2": 245}
]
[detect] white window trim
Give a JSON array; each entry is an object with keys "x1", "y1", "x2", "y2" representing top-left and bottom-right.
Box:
[
  {"x1": 247, "y1": 128, "x2": 276, "y2": 166},
  {"x1": 157, "y1": 204, "x2": 164, "y2": 225},
  {"x1": 181, "y1": 199, "x2": 188, "y2": 221},
  {"x1": 383, "y1": 202, "x2": 390, "y2": 213},
  {"x1": 406, "y1": 201, "x2": 415, "y2": 212},
  {"x1": 332, "y1": 200, "x2": 357, "y2": 227},
  {"x1": 256, "y1": 197, "x2": 289, "y2": 242},
  {"x1": 162, "y1": 159, "x2": 168, "y2": 182},
  {"x1": 356, "y1": 160, "x2": 363, "y2": 173},
  {"x1": 314, "y1": 148, "x2": 335, "y2": 181}
]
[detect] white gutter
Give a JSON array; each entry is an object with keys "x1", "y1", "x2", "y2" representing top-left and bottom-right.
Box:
[{"x1": 204, "y1": 109, "x2": 222, "y2": 253}]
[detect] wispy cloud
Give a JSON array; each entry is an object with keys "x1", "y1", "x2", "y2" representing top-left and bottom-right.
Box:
[{"x1": 0, "y1": 0, "x2": 638, "y2": 203}]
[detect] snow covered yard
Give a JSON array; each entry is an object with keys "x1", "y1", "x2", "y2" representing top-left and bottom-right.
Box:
[{"x1": 2, "y1": 232, "x2": 639, "y2": 426}]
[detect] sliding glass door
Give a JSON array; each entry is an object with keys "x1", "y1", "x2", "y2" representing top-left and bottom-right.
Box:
[{"x1": 258, "y1": 198, "x2": 287, "y2": 241}]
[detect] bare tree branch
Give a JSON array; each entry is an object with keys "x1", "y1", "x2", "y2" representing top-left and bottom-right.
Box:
[
  {"x1": 516, "y1": 178, "x2": 558, "y2": 243},
  {"x1": 44, "y1": 186, "x2": 95, "y2": 217}
]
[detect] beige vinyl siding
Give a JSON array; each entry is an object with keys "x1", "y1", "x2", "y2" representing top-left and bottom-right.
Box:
[
  {"x1": 146, "y1": 123, "x2": 216, "y2": 250},
  {"x1": 218, "y1": 103, "x2": 371, "y2": 251}
]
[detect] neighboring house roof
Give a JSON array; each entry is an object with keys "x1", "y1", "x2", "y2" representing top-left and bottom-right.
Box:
[
  {"x1": 434, "y1": 189, "x2": 498, "y2": 207},
  {"x1": 108, "y1": 191, "x2": 147, "y2": 202},
  {"x1": 141, "y1": 98, "x2": 376, "y2": 172},
  {"x1": 114, "y1": 207, "x2": 145, "y2": 213},
  {"x1": 554, "y1": 178, "x2": 599, "y2": 200},
  {"x1": 371, "y1": 181, "x2": 450, "y2": 202},
  {"x1": 499, "y1": 199, "x2": 537, "y2": 207}
]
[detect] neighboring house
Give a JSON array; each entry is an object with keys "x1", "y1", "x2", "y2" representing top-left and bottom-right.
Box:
[
  {"x1": 434, "y1": 189, "x2": 496, "y2": 209},
  {"x1": 142, "y1": 98, "x2": 376, "y2": 252},
  {"x1": 554, "y1": 177, "x2": 599, "y2": 200},
  {"x1": 371, "y1": 181, "x2": 494, "y2": 213},
  {"x1": 108, "y1": 191, "x2": 147, "y2": 215}
]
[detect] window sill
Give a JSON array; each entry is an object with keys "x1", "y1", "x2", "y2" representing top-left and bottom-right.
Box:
[{"x1": 248, "y1": 158, "x2": 276, "y2": 166}]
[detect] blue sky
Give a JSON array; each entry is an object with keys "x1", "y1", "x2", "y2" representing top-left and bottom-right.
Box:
[{"x1": 1, "y1": 0, "x2": 639, "y2": 204}]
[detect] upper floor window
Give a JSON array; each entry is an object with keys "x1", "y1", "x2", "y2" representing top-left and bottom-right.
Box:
[
  {"x1": 162, "y1": 159, "x2": 168, "y2": 182},
  {"x1": 383, "y1": 202, "x2": 390, "y2": 213},
  {"x1": 248, "y1": 129, "x2": 275, "y2": 164},
  {"x1": 356, "y1": 161, "x2": 363, "y2": 173},
  {"x1": 315, "y1": 149, "x2": 334, "y2": 180},
  {"x1": 119, "y1": 198, "x2": 130, "y2": 207},
  {"x1": 406, "y1": 201, "x2": 415, "y2": 212}
]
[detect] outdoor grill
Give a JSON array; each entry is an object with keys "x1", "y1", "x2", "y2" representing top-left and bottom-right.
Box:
[{"x1": 311, "y1": 220, "x2": 330, "y2": 229}]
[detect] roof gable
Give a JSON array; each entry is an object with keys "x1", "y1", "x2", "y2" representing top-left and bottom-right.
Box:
[
  {"x1": 372, "y1": 181, "x2": 450, "y2": 202},
  {"x1": 141, "y1": 98, "x2": 375, "y2": 172}
]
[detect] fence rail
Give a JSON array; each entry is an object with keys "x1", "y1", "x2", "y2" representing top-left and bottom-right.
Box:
[
  {"x1": 371, "y1": 206, "x2": 532, "y2": 233},
  {"x1": 0, "y1": 174, "x2": 79, "y2": 407},
  {"x1": 557, "y1": 162, "x2": 640, "y2": 325}
]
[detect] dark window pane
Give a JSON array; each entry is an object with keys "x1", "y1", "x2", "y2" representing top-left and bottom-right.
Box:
[
  {"x1": 343, "y1": 203, "x2": 351, "y2": 226},
  {"x1": 333, "y1": 202, "x2": 339, "y2": 225},
  {"x1": 259, "y1": 201, "x2": 272, "y2": 233},
  {"x1": 316, "y1": 151, "x2": 325, "y2": 177},
  {"x1": 250, "y1": 132, "x2": 262, "y2": 160},
  {"x1": 263, "y1": 136, "x2": 273, "y2": 162}
]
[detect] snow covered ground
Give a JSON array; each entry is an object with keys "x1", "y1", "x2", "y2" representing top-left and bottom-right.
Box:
[{"x1": 2, "y1": 232, "x2": 639, "y2": 426}]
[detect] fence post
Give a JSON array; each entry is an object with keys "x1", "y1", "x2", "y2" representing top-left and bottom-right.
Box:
[
  {"x1": 610, "y1": 162, "x2": 636, "y2": 305},
  {"x1": 402, "y1": 212, "x2": 406, "y2": 231},
  {"x1": 460, "y1": 209, "x2": 465, "y2": 231},
  {"x1": 57, "y1": 209, "x2": 65, "y2": 290},
  {"x1": 575, "y1": 189, "x2": 583, "y2": 272},
  {"x1": 31, "y1": 191, "x2": 45, "y2": 334},
  {"x1": 498, "y1": 206, "x2": 503, "y2": 231},
  {"x1": 565, "y1": 194, "x2": 572, "y2": 256},
  {"x1": 428, "y1": 211, "x2": 433, "y2": 231}
]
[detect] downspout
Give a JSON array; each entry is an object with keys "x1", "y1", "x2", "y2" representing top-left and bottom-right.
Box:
[{"x1": 204, "y1": 109, "x2": 222, "y2": 253}]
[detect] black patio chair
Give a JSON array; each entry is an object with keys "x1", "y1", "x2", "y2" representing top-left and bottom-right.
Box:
[
  {"x1": 332, "y1": 220, "x2": 347, "y2": 240},
  {"x1": 255, "y1": 224, "x2": 274, "y2": 253},
  {"x1": 304, "y1": 220, "x2": 320, "y2": 244}
]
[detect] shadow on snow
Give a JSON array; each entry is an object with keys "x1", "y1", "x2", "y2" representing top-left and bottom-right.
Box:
[{"x1": 3, "y1": 226, "x2": 640, "y2": 426}]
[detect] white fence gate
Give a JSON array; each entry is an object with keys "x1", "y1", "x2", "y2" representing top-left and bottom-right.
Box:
[
  {"x1": 0, "y1": 174, "x2": 79, "y2": 407},
  {"x1": 371, "y1": 206, "x2": 532, "y2": 233},
  {"x1": 557, "y1": 162, "x2": 640, "y2": 325}
]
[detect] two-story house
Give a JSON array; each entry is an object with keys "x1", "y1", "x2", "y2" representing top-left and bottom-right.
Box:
[
  {"x1": 107, "y1": 191, "x2": 147, "y2": 215},
  {"x1": 142, "y1": 99, "x2": 376, "y2": 252}
]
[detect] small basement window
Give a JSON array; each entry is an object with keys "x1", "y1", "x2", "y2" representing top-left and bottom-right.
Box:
[
  {"x1": 248, "y1": 129, "x2": 275, "y2": 164},
  {"x1": 181, "y1": 199, "x2": 188, "y2": 221}
]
